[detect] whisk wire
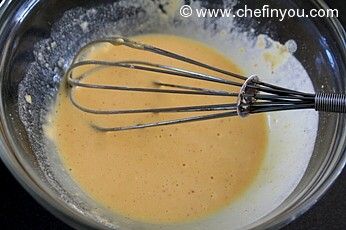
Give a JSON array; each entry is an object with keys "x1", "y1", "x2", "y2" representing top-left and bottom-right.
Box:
[
  {"x1": 65, "y1": 36, "x2": 346, "y2": 131},
  {"x1": 92, "y1": 111, "x2": 239, "y2": 132}
]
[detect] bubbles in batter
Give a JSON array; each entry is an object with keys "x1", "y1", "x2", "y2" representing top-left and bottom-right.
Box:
[{"x1": 46, "y1": 34, "x2": 268, "y2": 223}]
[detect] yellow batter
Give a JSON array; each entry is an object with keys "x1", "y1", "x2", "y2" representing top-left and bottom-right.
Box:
[{"x1": 46, "y1": 34, "x2": 268, "y2": 223}]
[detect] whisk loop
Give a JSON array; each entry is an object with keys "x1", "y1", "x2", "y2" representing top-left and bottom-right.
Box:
[{"x1": 65, "y1": 36, "x2": 346, "y2": 131}]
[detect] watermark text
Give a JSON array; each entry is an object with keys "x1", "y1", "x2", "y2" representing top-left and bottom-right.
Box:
[{"x1": 180, "y1": 5, "x2": 339, "y2": 22}]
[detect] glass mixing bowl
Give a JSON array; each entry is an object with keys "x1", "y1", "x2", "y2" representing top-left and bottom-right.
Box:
[{"x1": 0, "y1": 0, "x2": 345, "y2": 229}]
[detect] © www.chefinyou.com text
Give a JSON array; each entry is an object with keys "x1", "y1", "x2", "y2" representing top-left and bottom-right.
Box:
[{"x1": 179, "y1": 4, "x2": 339, "y2": 22}]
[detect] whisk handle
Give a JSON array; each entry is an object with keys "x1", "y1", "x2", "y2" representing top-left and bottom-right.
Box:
[{"x1": 315, "y1": 93, "x2": 346, "y2": 113}]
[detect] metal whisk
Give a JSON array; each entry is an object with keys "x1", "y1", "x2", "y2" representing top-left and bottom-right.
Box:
[{"x1": 65, "y1": 36, "x2": 346, "y2": 131}]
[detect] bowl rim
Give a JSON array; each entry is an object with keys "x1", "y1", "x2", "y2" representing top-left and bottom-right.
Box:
[{"x1": 0, "y1": 0, "x2": 345, "y2": 229}]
